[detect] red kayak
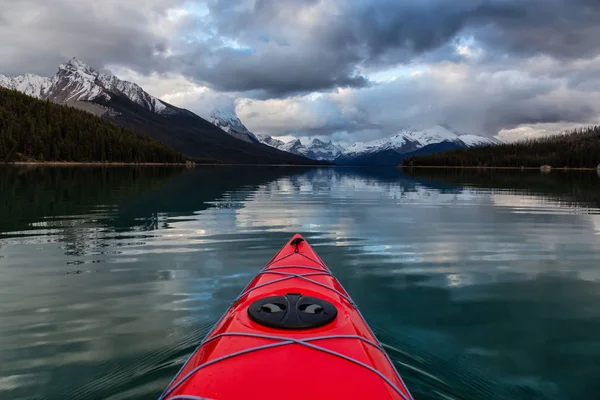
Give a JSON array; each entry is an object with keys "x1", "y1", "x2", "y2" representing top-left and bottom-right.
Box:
[{"x1": 160, "y1": 234, "x2": 414, "y2": 400}]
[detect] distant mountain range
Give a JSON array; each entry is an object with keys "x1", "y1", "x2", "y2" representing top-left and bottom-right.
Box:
[
  {"x1": 255, "y1": 135, "x2": 345, "y2": 161},
  {"x1": 0, "y1": 59, "x2": 319, "y2": 165},
  {"x1": 213, "y1": 114, "x2": 499, "y2": 165},
  {"x1": 334, "y1": 126, "x2": 499, "y2": 165},
  {"x1": 1, "y1": 58, "x2": 499, "y2": 166},
  {"x1": 401, "y1": 125, "x2": 600, "y2": 169}
]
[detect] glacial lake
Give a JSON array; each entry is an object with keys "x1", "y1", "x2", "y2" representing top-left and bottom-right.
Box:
[{"x1": 1, "y1": 166, "x2": 600, "y2": 400}]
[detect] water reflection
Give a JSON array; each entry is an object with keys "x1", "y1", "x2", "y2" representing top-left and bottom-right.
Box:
[{"x1": 1, "y1": 166, "x2": 599, "y2": 399}]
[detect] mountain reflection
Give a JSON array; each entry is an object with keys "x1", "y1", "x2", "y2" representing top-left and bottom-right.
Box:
[
  {"x1": 2, "y1": 166, "x2": 600, "y2": 399},
  {"x1": 2, "y1": 166, "x2": 600, "y2": 262}
]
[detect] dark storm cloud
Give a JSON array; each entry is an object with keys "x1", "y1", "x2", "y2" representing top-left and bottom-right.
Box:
[
  {"x1": 343, "y1": 0, "x2": 600, "y2": 64},
  {"x1": 471, "y1": 0, "x2": 600, "y2": 61},
  {"x1": 179, "y1": 0, "x2": 474, "y2": 95},
  {"x1": 2, "y1": 0, "x2": 600, "y2": 95},
  {"x1": 175, "y1": 0, "x2": 600, "y2": 96},
  {"x1": 0, "y1": 0, "x2": 178, "y2": 76},
  {"x1": 240, "y1": 58, "x2": 599, "y2": 139},
  {"x1": 2, "y1": 0, "x2": 600, "y2": 139},
  {"x1": 174, "y1": 42, "x2": 369, "y2": 96}
]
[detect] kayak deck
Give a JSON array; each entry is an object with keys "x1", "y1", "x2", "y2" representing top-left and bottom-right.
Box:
[{"x1": 161, "y1": 234, "x2": 413, "y2": 400}]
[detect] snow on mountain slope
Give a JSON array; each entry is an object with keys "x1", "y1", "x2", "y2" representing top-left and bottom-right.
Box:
[
  {"x1": 251, "y1": 124, "x2": 498, "y2": 163},
  {"x1": 0, "y1": 73, "x2": 52, "y2": 98},
  {"x1": 209, "y1": 109, "x2": 259, "y2": 144},
  {"x1": 303, "y1": 138, "x2": 345, "y2": 161},
  {"x1": 98, "y1": 72, "x2": 167, "y2": 113},
  {"x1": 340, "y1": 130, "x2": 423, "y2": 158},
  {"x1": 48, "y1": 59, "x2": 111, "y2": 103},
  {"x1": 458, "y1": 134, "x2": 500, "y2": 146},
  {"x1": 257, "y1": 134, "x2": 345, "y2": 161},
  {"x1": 0, "y1": 58, "x2": 329, "y2": 165},
  {"x1": 210, "y1": 109, "x2": 249, "y2": 133},
  {"x1": 258, "y1": 127, "x2": 494, "y2": 163},
  {"x1": 402, "y1": 126, "x2": 460, "y2": 146},
  {"x1": 280, "y1": 139, "x2": 306, "y2": 156},
  {"x1": 338, "y1": 125, "x2": 497, "y2": 162},
  {"x1": 257, "y1": 133, "x2": 285, "y2": 148},
  {"x1": 0, "y1": 58, "x2": 171, "y2": 115}
]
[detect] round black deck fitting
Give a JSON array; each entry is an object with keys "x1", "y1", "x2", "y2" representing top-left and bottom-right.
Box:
[{"x1": 248, "y1": 293, "x2": 337, "y2": 329}]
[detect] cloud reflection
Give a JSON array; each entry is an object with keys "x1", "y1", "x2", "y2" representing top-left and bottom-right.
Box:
[{"x1": 2, "y1": 167, "x2": 600, "y2": 399}]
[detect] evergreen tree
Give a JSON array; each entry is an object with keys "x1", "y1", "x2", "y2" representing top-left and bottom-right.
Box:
[
  {"x1": 0, "y1": 88, "x2": 185, "y2": 163},
  {"x1": 401, "y1": 127, "x2": 600, "y2": 168}
]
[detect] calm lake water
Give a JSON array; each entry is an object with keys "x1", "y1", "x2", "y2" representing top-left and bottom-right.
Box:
[{"x1": 1, "y1": 166, "x2": 600, "y2": 400}]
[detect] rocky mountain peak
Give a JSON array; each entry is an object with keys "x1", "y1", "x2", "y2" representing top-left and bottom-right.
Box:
[
  {"x1": 209, "y1": 108, "x2": 259, "y2": 144},
  {"x1": 0, "y1": 58, "x2": 170, "y2": 114}
]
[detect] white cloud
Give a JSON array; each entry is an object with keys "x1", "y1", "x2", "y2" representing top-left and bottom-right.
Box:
[
  {"x1": 102, "y1": 52, "x2": 600, "y2": 143},
  {"x1": 6, "y1": 0, "x2": 597, "y2": 142}
]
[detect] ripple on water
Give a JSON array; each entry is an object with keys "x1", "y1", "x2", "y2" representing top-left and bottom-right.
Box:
[{"x1": 2, "y1": 167, "x2": 600, "y2": 399}]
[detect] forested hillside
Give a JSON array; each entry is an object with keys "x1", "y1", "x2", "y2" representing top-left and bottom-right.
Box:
[
  {"x1": 401, "y1": 127, "x2": 600, "y2": 168},
  {"x1": 0, "y1": 88, "x2": 185, "y2": 163},
  {"x1": 1, "y1": 59, "x2": 324, "y2": 165}
]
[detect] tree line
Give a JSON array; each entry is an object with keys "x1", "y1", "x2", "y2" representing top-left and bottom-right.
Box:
[
  {"x1": 0, "y1": 87, "x2": 185, "y2": 163},
  {"x1": 401, "y1": 126, "x2": 600, "y2": 168}
]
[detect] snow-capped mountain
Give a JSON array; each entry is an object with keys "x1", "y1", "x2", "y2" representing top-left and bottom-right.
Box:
[
  {"x1": 209, "y1": 109, "x2": 259, "y2": 144},
  {"x1": 341, "y1": 131, "x2": 421, "y2": 159},
  {"x1": 0, "y1": 73, "x2": 52, "y2": 98},
  {"x1": 280, "y1": 139, "x2": 306, "y2": 156},
  {"x1": 304, "y1": 138, "x2": 345, "y2": 161},
  {"x1": 456, "y1": 134, "x2": 499, "y2": 146},
  {"x1": 255, "y1": 125, "x2": 495, "y2": 164},
  {"x1": 0, "y1": 58, "x2": 174, "y2": 116},
  {"x1": 336, "y1": 125, "x2": 498, "y2": 165},
  {"x1": 257, "y1": 134, "x2": 345, "y2": 161},
  {"x1": 256, "y1": 133, "x2": 285, "y2": 148},
  {"x1": 0, "y1": 58, "x2": 321, "y2": 165},
  {"x1": 403, "y1": 126, "x2": 463, "y2": 146}
]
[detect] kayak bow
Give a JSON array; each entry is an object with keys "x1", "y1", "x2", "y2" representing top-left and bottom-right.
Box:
[{"x1": 160, "y1": 234, "x2": 413, "y2": 400}]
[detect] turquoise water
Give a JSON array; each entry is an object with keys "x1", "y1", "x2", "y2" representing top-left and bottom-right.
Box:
[{"x1": 1, "y1": 166, "x2": 600, "y2": 399}]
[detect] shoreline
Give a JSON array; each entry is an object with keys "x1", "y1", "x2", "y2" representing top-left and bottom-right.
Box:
[
  {"x1": 1, "y1": 161, "x2": 330, "y2": 167},
  {"x1": 2, "y1": 161, "x2": 192, "y2": 167},
  {"x1": 399, "y1": 165, "x2": 600, "y2": 171}
]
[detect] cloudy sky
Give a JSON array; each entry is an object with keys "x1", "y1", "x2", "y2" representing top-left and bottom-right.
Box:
[{"x1": 2, "y1": 0, "x2": 600, "y2": 144}]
